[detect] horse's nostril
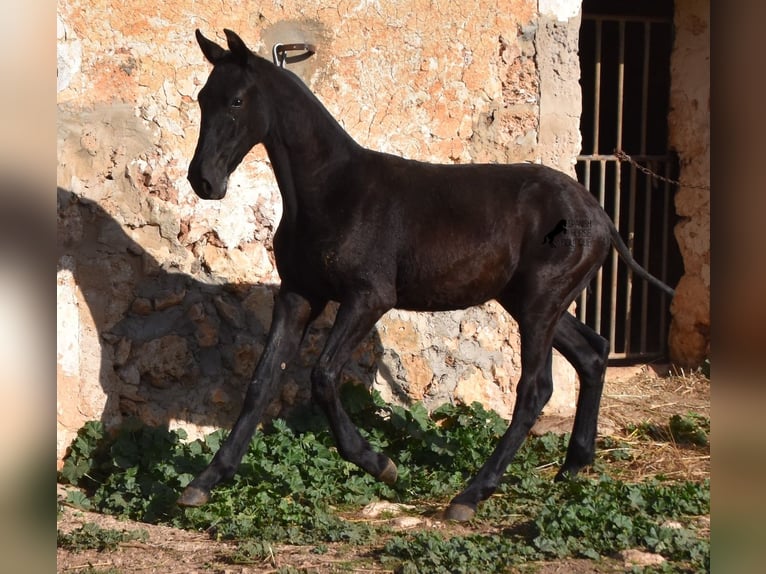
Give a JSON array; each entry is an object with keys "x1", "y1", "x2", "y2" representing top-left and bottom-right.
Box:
[
  {"x1": 200, "y1": 178, "x2": 213, "y2": 197},
  {"x1": 188, "y1": 171, "x2": 215, "y2": 199}
]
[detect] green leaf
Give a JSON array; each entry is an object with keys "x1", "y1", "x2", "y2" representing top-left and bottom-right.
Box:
[{"x1": 65, "y1": 490, "x2": 92, "y2": 510}]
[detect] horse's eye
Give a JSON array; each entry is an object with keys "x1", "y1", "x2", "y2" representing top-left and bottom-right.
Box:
[{"x1": 231, "y1": 97, "x2": 243, "y2": 108}]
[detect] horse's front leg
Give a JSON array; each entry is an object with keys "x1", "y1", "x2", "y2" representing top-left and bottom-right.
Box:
[
  {"x1": 178, "y1": 289, "x2": 315, "y2": 507},
  {"x1": 311, "y1": 294, "x2": 398, "y2": 484}
]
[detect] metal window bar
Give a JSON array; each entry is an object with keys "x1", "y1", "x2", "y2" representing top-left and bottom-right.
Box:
[
  {"x1": 577, "y1": 13, "x2": 675, "y2": 360},
  {"x1": 659, "y1": 161, "x2": 672, "y2": 351},
  {"x1": 609, "y1": 20, "x2": 625, "y2": 355}
]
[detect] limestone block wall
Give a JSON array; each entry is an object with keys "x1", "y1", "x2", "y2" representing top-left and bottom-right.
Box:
[
  {"x1": 668, "y1": 0, "x2": 710, "y2": 367},
  {"x1": 56, "y1": 0, "x2": 584, "y2": 463}
]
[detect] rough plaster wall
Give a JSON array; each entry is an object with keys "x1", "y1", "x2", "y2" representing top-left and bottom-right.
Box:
[
  {"x1": 56, "y1": 0, "x2": 583, "y2": 463},
  {"x1": 538, "y1": 0, "x2": 582, "y2": 172},
  {"x1": 667, "y1": 0, "x2": 710, "y2": 368}
]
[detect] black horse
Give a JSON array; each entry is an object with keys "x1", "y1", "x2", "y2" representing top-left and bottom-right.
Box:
[{"x1": 179, "y1": 29, "x2": 674, "y2": 521}]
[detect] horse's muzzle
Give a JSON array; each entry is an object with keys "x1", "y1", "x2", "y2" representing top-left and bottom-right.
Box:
[{"x1": 187, "y1": 167, "x2": 227, "y2": 200}]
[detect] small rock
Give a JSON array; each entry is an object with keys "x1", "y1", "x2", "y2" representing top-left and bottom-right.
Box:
[
  {"x1": 361, "y1": 501, "x2": 416, "y2": 518},
  {"x1": 619, "y1": 549, "x2": 666, "y2": 568},
  {"x1": 390, "y1": 516, "x2": 424, "y2": 530},
  {"x1": 661, "y1": 520, "x2": 684, "y2": 530}
]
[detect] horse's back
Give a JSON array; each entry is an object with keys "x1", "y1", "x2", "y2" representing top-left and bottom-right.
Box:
[
  {"x1": 351, "y1": 155, "x2": 608, "y2": 310},
  {"x1": 359, "y1": 153, "x2": 604, "y2": 245}
]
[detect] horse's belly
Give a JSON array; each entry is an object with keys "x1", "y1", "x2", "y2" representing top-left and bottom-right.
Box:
[{"x1": 394, "y1": 250, "x2": 514, "y2": 311}]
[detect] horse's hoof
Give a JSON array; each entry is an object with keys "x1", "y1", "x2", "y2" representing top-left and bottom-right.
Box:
[
  {"x1": 554, "y1": 465, "x2": 579, "y2": 482},
  {"x1": 177, "y1": 485, "x2": 210, "y2": 507},
  {"x1": 443, "y1": 503, "x2": 476, "y2": 522},
  {"x1": 377, "y1": 458, "x2": 398, "y2": 485}
]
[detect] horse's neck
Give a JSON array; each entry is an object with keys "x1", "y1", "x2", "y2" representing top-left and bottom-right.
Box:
[
  {"x1": 264, "y1": 138, "x2": 300, "y2": 226},
  {"x1": 263, "y1": 73, "x2": 358, "y2": 224}
]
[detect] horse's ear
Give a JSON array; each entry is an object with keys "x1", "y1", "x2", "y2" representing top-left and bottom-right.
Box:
[
  {"x1": 223, "y1": 29, "x2": 252, "y2": 64},
  {"x1": 195, "y1": 29, "x2": 226, "y2": 64}
]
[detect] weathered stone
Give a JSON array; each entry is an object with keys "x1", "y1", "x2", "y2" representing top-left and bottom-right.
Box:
[
  {"x1": 531, "y1": 416, "x2": 575, "y2": 436},
  {"x1": 668, "y1": 0, "x2": 710, "y2": 368},
  {"x1": 187, "y1": 302, "x2": 205, "y2": 322},
  {"x1": 130, "y1": 297, "x2": 152, "y2": 315},
  {"x1": 117, "y1": 364, "x2": 140, "y2": 387},
  {"x1": 243, "y1": 287, "x2": 275, "y2": 332},
  {"x1": 399, "y1": 354, "x2": 434, "y2": 401},
  {"x1": 154, "y1": 288, "x2": 186, "y2": 311},
  {"x1": 134, "y1": 335, "x2": 194, "y2": 387},
  {"x1": 668, "y1": 274, "x2": 710, "y2": 366},
  {"x1": 209, "y1": 387, "x2": 231, "y2": 406},
  {"x1": 213, "y1": 295, "x2": 245, "y2": 329},
  {"x1": 231, "y1": 340, "x2": 260, "y2": 377},
  {"x1": 113, "y1": 337, "x2": 132, "y2": 367},
  {"x1": 454, "y1": 367, "x2": 513, "y2": 420},
  {"x1": 381, "y1": 317, "x2": 422, "y2": 355},
  {"x1": 119, "y1": 397, "x2": 143, "y2": 418},
  {"x1": 194, "y1": 318, "x2": 219, "y2": 348}
]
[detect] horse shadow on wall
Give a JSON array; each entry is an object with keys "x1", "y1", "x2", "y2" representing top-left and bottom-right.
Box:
[{"x1": 57, "y1": 187, "x2": 398, "y2": 438}]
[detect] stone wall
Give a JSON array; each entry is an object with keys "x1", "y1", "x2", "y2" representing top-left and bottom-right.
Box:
[
  {"x1": 668, "y1": 0, "x2": 710, "y2": 367},
  {"x1": 56, "y1": 0, "x2": 584, "y2": 463}
]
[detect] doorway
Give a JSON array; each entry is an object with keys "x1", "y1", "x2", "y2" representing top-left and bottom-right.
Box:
[{"x1": 576, "y1": 0, "x2": 683, "y2": 359}]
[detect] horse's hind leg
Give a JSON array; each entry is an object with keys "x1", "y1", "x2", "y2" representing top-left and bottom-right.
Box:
[
  {"x1": 444, "y1": 300, "x2": 559, "y2": 521},
  {"x1": 178, "y1": 289, "x2": 315, "y2": 507},
  {"x1": 311, "y1": 294, "x2": 398, "y2": 484},
  {"x1": 552, "y1": 312, "x2": 609, "y2": 480}
]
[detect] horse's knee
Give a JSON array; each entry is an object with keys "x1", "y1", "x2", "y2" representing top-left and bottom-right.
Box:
[
  {"x1": 515, "y1": 373, "x2": 554, "y2": 420},
  {"x1": 310, "y1": 363, "x2": 336, "y2": 406},
  {"x1": 526, "y1": 381, "x2": 553, "y2": 414},
  {"x1": 579, "y1": 335, "x2": 609, "y2": 388},
  {"x1": 593, "y1": 335, "x2": 609, "y2": 368}
]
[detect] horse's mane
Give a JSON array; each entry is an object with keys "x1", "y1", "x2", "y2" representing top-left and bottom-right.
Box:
[{"x1": 256, "y1": 56, "x2": 360, "y2": 148}]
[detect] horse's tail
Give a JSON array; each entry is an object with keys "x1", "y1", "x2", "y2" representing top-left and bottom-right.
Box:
[{"x1": 607, "y1": 219, "x2": 675, "y2": 297}]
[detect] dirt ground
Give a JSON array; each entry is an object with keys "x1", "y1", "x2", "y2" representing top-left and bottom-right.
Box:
[{"x1": 57, "y1": 364, "x2": 710, "y2": 573}]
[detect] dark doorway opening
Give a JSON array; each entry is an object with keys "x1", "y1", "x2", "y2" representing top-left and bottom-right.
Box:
[{"x1": 576, "y1": 0, "x2": 683, "y2": 360}]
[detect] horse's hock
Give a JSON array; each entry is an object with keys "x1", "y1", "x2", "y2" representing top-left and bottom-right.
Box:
[{"x1": 57, "y1": 0, "x2": 709, "y2": 465}]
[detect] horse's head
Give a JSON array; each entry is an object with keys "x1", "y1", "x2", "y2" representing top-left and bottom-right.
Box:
[{"x1": 188, "y1": 30, "x2": 270, "y2": 200}]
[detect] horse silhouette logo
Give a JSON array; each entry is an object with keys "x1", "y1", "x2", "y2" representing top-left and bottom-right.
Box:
[{"x1": 542, "y1": 219, "x2": 568, "y2": 247}]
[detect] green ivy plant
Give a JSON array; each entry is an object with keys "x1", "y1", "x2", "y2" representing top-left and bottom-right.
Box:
[
  {"x1": 58, "y1": 384, "x2": 709, "y2": 572},
  {"x1": 57, "y1": 522, "x2": 148, "y2": 553}
]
